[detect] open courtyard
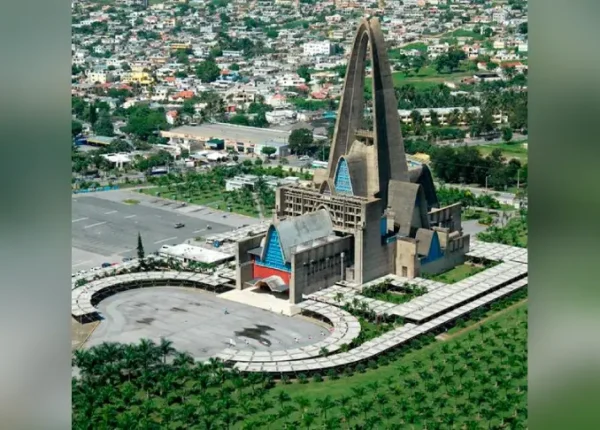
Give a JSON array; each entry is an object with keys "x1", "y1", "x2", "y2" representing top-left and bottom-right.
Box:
[{"x1": 85, "y1": 286, "x2": 327, "y2": 361}]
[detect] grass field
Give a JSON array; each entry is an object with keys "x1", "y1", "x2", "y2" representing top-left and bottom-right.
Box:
[
  {"x1": 366, "y1": 65, "x2": 473, "y2": 89},
  {"x1": 429, "y1": 263, "x2": 486, "y2": 284},
  {"x1": 475, "y1": 141, "x2": 528, "y2": 163},
  {"x1": 139, "y1": 187, "x2": 259, "y2": 217}
]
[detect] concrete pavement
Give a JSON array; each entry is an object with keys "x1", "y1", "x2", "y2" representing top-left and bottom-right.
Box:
[
  {"x1": 86, "y1": 287, "x2": 325, "y2": 361},
  {"x1": 72, "y1": 190, "x2": 261, "y2": 272}
]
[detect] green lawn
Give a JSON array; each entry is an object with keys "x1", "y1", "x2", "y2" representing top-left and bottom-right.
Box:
[
  {"x1": 449, "y1": 29, "x2": 486, "y2": 41},
  {"x1": 122, "y1": 199, "x2": 140, "y2": 205},
  {"x1": 429, "y1": 263, "x2": 486, "y2": 284},
  {"x1": 139, "y1": 187, "x2": 259, "y2": 217},
  {"x1": 475, "y1": 141, "x2": 528, "y2": 163},
  {"x1": 366, "y1": 65, "x2": 473, "y2": 89}
]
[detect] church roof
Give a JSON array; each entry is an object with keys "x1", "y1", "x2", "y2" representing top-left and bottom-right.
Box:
[{"x1": 275, "y1": 209, "x2": 334, "y2": 262}]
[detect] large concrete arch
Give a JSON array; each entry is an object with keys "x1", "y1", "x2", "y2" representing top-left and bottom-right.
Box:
[{"x1": 326, "y1": 17, "x2": 409, "y2": 209}]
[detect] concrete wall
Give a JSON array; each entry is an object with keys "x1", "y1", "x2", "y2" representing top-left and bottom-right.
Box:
[
  {"x1": 420, "y1": 234, "x2": 471, "y2": 276},
  {"x1": 235, "y1": 234, "x2": 265, "y2": 289},
  {"x1": 357, "y1": 200, "x2": 396, "y2": 284},
  {"x1": 429, "y1": 203, "x2": 462, "y2": 233},
  {"x1": 289, "y1": 236, "x2": 353, "y2": 304},
  {"x1": 395, "y1": 237, "x2": 419, "y2": 278}
]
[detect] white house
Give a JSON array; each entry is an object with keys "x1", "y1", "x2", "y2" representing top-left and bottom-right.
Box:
[{"x1": 303, "y1": 41, "x2": 332, "y2": 57}]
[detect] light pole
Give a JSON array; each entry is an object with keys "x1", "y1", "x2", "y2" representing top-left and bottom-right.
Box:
[{"x1": 485, "y1": 175, "x2": 490, "y2": 193}]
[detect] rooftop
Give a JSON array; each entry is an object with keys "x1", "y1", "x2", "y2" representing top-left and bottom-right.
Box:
[{"x1": 159, "y1": 244, "x2": 232, "y2": 264}]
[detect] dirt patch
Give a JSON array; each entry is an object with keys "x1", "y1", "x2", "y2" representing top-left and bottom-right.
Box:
[
  {"x1": 71, "y1": 318, "x2": 99, "y2": 351},
  {"x1": 136, "y1": 317, "x2": 155, "y2": 325}
]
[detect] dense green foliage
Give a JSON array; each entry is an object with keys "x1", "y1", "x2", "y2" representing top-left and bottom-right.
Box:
[
  {"x1": 431, "y1": 146, "x2": 526, "y2": 191},
  {"x1": 362, "y1": 280, "x2": 429, "y2": 305},
  {"x1": 121, "y1": 105, "x2": 169, "y2": 140},
  {"x1": 288, "y1": 128, "x2": 314, "y2": 155},
  {"x1": 195, "y1": 59, "x2": 221, "y2": 83},
  {"x1": 478, "y1": 210, "x2": 528, "y2": 248},
  {"x1": 436, "y1": 186, "x2": 502, "y2": 209}
]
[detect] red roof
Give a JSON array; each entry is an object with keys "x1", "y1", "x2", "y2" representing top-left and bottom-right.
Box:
[
  {"x1": 174, "y1": 90, "x2": 194, "y2": 99},
  {"x1": 501, "y1": 61, "x2": 523, "y2": 68}
]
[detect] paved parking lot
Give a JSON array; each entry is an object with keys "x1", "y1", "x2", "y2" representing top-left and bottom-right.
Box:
[
  {"x1": 86, "y1": 287, "x2": 326, "y2": 361},
  {"x1": 72, "y1": 190, "x2": 260, "y2": 271}
]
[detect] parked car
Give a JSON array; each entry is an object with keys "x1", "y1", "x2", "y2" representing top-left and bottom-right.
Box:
[
  {"x1": 174, "y1": 222, "x2": 185, "y2": 228},
  {"x1": 101, "y1": 262, "x2": 111, "y2": 268},
  {"x1": 122, "y1": 257, "x2": 132, "y2": 262}
]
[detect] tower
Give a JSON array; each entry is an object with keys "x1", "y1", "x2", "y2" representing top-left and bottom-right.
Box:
[{"x1": 325, "y1": 17, "x2": 410, "y2": 210}]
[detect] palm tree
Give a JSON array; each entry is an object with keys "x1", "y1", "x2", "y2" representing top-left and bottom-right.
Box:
[
  {"x1": 158, "y1": 337, "x2": 175, "y2": 365},
  {"x1": 358, "y1": 399, "x2": 374, "y2": 422},
  {"x1": 301, "y1": 411, "x2": 317, "y2": 429},
  {"x1": 294, "y1": 395, "x2": 312, "y2": 418},
  {"x1": 340, "y1": 405, "x2": 358, "y2": 429},
  {"x1": 316, "y1": 395, "x2": 335, "y2": 420}
]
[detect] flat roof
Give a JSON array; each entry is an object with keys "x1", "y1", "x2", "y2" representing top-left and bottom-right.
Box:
[
  {"x1": 165, "y1": 123, "x2": 292, "y2": 144},
  {"x1": 159, "y1": 244, "x2": 232, "y2": 264}
]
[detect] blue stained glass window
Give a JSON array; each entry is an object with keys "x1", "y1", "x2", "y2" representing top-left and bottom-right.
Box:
[
  {"x1": 334, "y1": 158, "x2": 353, "y2": 195},
  {"x1": 260, "y1": 226, "x2": 291, "y2": 271}
]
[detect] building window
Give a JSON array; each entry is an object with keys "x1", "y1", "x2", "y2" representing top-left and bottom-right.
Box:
[{"x1": 402, "y1": 266, "x2": 408, "y2": 277}]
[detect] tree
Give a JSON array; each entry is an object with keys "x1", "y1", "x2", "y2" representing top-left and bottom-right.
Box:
[
  {"x1": 502, "y1": 127, "x2": 513, "y2": 142},
  {"x1": 137, "y1": 232, "x2": 145, "y2": 265},
  {"x1": 72, "y1": 120, "x2": 83, "y2": 137},
  {"x1": 518, "y1": 22, "x2": 528, "y2": 34},
  {"x1": 261, "y1": 146, "x2": 277, "y2": 158},
  {"x1": 434, "y1": 48, "x2": 467, "y2": 74},
  {"x1": 288, "y1": 128, "x2": 313, "y2": 155},
  {"x1": 229, "y1": 63, "x2": 240, "y2": 71},
  {"x1": 122, "y1": 105, "x2": 168, "y2": 140},
  {"x1": 266, "y1": 29, "x2": 279, "y2": 39},
  {"x1": 196, "y1": 59, "x2": 221, "y2": 83},
  {"x1": 93, "y1": 112, "x2": 114, "y2": 137},
  {"x1": 226, "y1": 112, "x2": 252, "y2": 127},
  {"x1": 297, "y1": 65, "x2": 311, "y2": 84},
  {"x1": 412, "y1": 54, "x2": 426, "y2": 74}
]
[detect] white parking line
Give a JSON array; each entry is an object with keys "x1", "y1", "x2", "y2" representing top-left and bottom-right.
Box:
[
  {"x1": 193, "y1": 228, "x2": 207, "y2": 234},
  {"x1": 154, "y1": 236, "x2": 177, "y2": 244},
  {"x1": 104, "y1": 210, "x2": 117, "y2": 215},
  {"x1": 84, "y1": 221, "x2": 107, "y2": 229},
  {"x1": 72, "y1": 260, "x2": 92, "y2": 268},
  {"x1": 124, "y1": 214, "x2": 136, "y2": 219},
  {"x1": 72, "y1": 217, "x2": 88, "y2": 223}
]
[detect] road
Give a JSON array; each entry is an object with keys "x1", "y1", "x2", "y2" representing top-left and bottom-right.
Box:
[{"x1": 72, "y1": 190, "x2": 261, "y2": 272}]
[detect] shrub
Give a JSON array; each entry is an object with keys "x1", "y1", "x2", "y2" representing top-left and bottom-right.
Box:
[
  {"x1": 356, "y1": 363, "x2": 366, "y2": 373},
  {"x1": 297, "y1": 373, "x2": 308, "y2": 384},
  {"x1": 312, "y1": 372, "x2": 323, "y2": 383}
]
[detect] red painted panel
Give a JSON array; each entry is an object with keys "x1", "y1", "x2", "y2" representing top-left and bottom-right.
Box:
[{"x1": 253, "y1": 263, "x2": 291, "y2": 285}]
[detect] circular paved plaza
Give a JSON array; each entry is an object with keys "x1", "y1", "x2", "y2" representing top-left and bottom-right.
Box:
[{"x1": 86, "y1": 287, "x2": 327, "y2": 361}]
